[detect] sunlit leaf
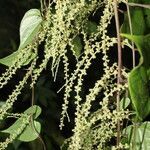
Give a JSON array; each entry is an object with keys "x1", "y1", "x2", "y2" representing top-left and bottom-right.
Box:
[
  {"x1": 0, "y1": 49, "x2": 37, "y2": 67},
  {"x1": 1, "y1": 105, "x2": 42, "y2": 142},
  {"x1": 19, "y1": 9, "x2": 42, "y2": 50},
  {"x1": 0, "y1": 9, "x2": 42, "y2": 67},
  {"x1": 3, "y1": 120, "x2": 41, "y2": 142},
  {"x1": 0, "y1": 51, "x2": 19, "y2": 66},
  {"x1": 18, "y1": 121, "x2": 41, "y2": 142}
]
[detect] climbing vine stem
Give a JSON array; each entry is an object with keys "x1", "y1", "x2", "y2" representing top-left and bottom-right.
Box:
[
  {"x1": 126, "y1": 2, "x2": 135, "y2": 68},
  {"x1": 30, "y1": 61, "x2": 46, "y2": 150},
  {"x1": 114, "y1": 0, "x2": 122, "y2": 147}
]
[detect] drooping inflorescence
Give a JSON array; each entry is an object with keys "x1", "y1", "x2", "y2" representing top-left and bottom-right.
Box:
[{"x1": 0, "y1": 0, "x2": 130, "y2": 149}]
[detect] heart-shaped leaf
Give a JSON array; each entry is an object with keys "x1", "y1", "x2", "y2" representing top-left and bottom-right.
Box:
[
  {"x1": 0, "y1": 9, "x2": 42, "y2": 67},
  {"x1": 19, "y1": 9, "x2": 42, "y2": 50},
  {"x1": 3, "y1": 120, "x2": 41, "y2": 142},
  {"x1": 1, "y1": 105, "x2": 41, "y2": 142},
  {"x1": 18, "y1": 121, "x2": 41, "y2": 142},
  {"x1": 121, "y1": 34, "x2": 150, "y2": 120}
]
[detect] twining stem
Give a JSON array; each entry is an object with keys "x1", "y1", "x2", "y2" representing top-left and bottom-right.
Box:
[
  {"x1": 126, "y1": 4, "x2": 135, "y2": 68},
  {"x1": 31, "y1": 76, "x2": 35, "y2": 106},
  {"x1": 114, "y1": 0, "x2": 122, "y2": 147},
  {"x1": 126, "y1": 3, "x2": 138, "y2": 149},
  {"x1": 30, "y1": 62, "x2": 47, "y2": 150}
]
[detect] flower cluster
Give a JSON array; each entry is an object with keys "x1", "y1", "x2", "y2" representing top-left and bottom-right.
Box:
[{"x1": 0, "y1": 0, "x2": 130, "y2": 149}]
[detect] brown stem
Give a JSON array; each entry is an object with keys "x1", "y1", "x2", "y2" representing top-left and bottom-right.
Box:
[
  {"x1": 114, "y1": 0, "x2": 122, "y2": 147},
  {"x1": 30, "y1": 63, "x2": 47, "y2": 150}
]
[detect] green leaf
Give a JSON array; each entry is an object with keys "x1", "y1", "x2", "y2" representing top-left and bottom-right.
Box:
[
  {"x1": 85, "y1": 21, "x2": 97, "y2": 35},
  {"x1": 72, "y1": 36, "x2": 82, "y2": 57},
  {"x1": 0, "y1": 101, "x2": 5, "y2": 107},
  {"x1": 3, "y1": 120, "x2": 41, "y2": 142},
  {"x1": 124, "y1": 122, "x2": 150, "y2": 150},
  {"x1": 0, "y1": 51, "x2": 19, "y2": 66},
  {"x1": 1, "y1": 105, "x2": 42, "y2": 142},
  {"x1": 0, "y1": 9, "x2": 42, "y2": 67},
  {"x1": 0, "y1": 50, "x2": 37, "y2": 67},
  {"x1": 120, "y1": 97, "x2": 131, "y2": 110},
  {"x1": 121, "y1": 34, "x2": 150, "y2": 67},
  {"x1": 121, "y1": 0, "x2": 150, "y2": 35},
  {"x1": 144, "y1": 8, "x2": 150, "y2": 32},
  {"x1": 19, "y1": 9, "x2": 42, "y2": 50},
  {"x1": 128, "y1": 66, "x2": 150, "y2": 120},
  {"x1": 121, "y1": 8, "x2": 146, "y2": 35},
  {"x1": 23, "y1": 105, "x2": 41, "y2": 119},
  {"x1": 18, "y1": 121, "x2": 41, "y2": 142},
  {"x1": 121, "y1": 34, "x2": 150, "y2": 120}
]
